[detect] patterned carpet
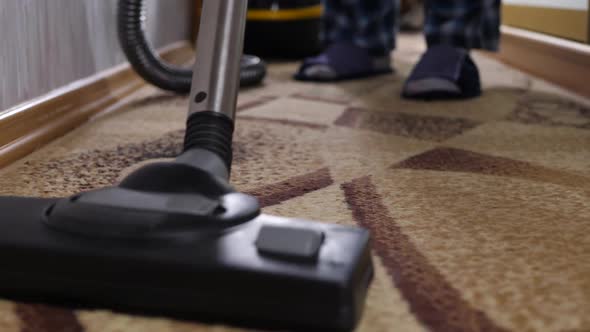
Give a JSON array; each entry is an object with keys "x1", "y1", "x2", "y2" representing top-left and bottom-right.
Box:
[{"x1": 0, "y1": 35, "x2": 589, "y2": 332}]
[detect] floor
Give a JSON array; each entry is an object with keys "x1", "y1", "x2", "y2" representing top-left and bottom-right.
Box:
[{"x1": 0, "y1": 34, "x2": 589, "y2": 332}]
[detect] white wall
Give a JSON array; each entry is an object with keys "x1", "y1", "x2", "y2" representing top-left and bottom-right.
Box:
[
  {"x1": 503, "y1": 0, "x2": 588, "y2": 10},
  {"x1": 0, "y1": 0, "x2": 193, "y2": 111}
]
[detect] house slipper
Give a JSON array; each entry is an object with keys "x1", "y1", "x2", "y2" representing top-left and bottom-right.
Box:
[
  {"x1": 294, "y1": 41, "x2": 393, "y2": 82},
  {"x1": 402, "y1": 45, "x2": 481, "y2": 100}
]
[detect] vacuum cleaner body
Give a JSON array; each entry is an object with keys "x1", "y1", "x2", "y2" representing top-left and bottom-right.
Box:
[
  {"x1": 0, "y1": 195, "x2": 372, "y2": 330},
  {"x1": 245, "y1": 0, "x2": 323, "y2": 58},
  {"x1": 0, "y1": 0, "x2": 373, "y2": 330}
]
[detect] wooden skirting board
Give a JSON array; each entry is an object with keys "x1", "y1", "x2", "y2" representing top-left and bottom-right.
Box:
[
  {"x1": 502, "y1": 5, "x2": 589, "y2": 43},
  {"x1": 0, "y1": 42, "x2": 194, "y2": 169},
  {"x1": 492, "y1": 26, "x2": 590, "y2": 98}
]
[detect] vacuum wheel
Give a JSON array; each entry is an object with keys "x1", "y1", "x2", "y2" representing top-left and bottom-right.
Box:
[{"x1": 240, "y1": 55, "x2": 267, "y2": 87}]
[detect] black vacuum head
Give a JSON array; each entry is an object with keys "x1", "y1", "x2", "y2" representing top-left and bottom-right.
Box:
[{"x1": 0, "y1": 191, "x2": 373, "y2": 331}]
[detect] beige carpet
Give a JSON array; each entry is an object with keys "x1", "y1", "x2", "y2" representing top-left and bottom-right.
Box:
[{"x1": 0, "y1": 35, "x2": 589, "y2": 332}]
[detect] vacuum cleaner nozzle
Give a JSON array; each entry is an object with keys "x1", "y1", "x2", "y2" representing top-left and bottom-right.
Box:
[
  {"x1": 0, "y1": 105, "x2": 375, "y2": 332},
  {"x1": 0, "y1": 112, "x2": 374, "y2": 332},
  {"x1": 0, "y1": 185, "x2": 373, "y2": 331}
]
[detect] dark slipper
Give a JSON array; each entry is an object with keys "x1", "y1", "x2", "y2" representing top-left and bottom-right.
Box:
[
  {"x1": 294, "y1": 41, "x2": 393, "y2": 82},
  {"x1": 402, "y1": 45, "x2": 481, "y2": 100}
]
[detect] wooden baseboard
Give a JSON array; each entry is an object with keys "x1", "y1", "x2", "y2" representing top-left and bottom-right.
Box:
[
  {"x1": 491, "y1": 26, "x2": 590, "y2": 99},
  {"x1": 0, "y1": 42, "x2": 194, "y2": 169},
  {"x1": 502, "y1": 5, "x2": 589, "y2": 43}
]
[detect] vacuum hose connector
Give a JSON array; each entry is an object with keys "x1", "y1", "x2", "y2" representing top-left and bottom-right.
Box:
[
  {"x1": 184, "y1": 112, "x2": 234, "y2": 171},
  {"x1": 117, "y1": 0, "x2": 266, "y2": 94}
]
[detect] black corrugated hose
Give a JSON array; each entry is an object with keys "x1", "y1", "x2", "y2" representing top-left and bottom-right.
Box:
[{"x1": 117, "y1": 0, "x2": 266, "y2": 94}]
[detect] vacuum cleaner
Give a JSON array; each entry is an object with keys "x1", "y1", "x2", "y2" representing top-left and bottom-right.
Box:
[
  {"x1": 244, "y1": 0, "x2": 323, "y2": 58},
  {"x1": 117, "y1": 0, "x2": 267, "y2": 93},
  {"x1": 0, "y1": 1, "x2": 373, "y2": 331}
]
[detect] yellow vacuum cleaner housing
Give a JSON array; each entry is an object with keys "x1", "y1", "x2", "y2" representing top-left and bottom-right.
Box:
[{"x1": 245, "y1": 0, "x2": 323, "y2": 58}]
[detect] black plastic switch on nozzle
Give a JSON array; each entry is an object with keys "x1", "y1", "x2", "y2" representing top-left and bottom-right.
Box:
[{"x1": 256, "y1": 225, "x2": 324, "y2": 262}]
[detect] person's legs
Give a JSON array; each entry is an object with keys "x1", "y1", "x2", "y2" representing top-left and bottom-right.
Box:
[
  {"x1": 424, "y1": 0, "x2": 501, "y2": 51},
  {"x1": 322, "y1": 0, "x2": 397, "y2": 56},
  {"x1": 294, "y1": 0, "x2": 397, "y2": 81},
  {"x1": 402, "y1": 0, "x2": 501, "y2": 100}
]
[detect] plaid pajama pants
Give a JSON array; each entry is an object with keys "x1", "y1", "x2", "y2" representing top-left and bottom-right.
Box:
[{"x1": 321, "y1": 0, "x2": 501, "y2": 56}]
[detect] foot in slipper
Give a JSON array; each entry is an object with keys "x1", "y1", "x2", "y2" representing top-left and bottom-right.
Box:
[
  {"x1": 402, "y1": 44, "x2": 482, "y2": 100},
  {"x1": 294, "y1": 41, "x2": 393, "y2": 82}
]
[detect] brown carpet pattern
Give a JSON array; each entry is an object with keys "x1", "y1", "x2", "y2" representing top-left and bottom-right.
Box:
[
  {"x1": 341, "y1": 177, "x2": 509, "y2": 332},
  {"x1": 0, "y1": 36, "x2": 588, "y2": 331}
]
